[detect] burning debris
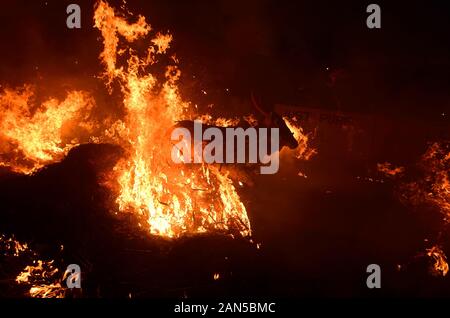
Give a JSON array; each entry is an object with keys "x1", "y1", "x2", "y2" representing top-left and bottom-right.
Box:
[
  {"x1": 0, "y1": 1, "x2": 315, "y2": 241},
  {"x1": 426, "y1": 246, "x2": 449, "y2": 277},
  {"x1": 399, "y1": 142, "x2": 450, "y2": 220},
  {"x1": 0, "y1": 233, "x2": 28, "y2": 257},
  {"x1": 384, "y1": 142, "x2": 450, "y2": 279},
  {"x1": 282, "y1": 116, "x2": 316, "y2": 161},
  {"x1": 1, "y1": 234, "x2": 65, "y2": 298},
  {"x1": 16, "y1": 260, "x2": 65, "y2": 298},
  {"x1": 1, "y1": 0, "x2": 314, "y2": 297},
  {"x1": 0, "y1": 0, "x2": 446, "y2": 300},
  {"x1": 377, "y1": 162, "x2": 405, "y2": 178}
]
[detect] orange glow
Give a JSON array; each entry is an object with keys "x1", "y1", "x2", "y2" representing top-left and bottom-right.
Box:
[
  {"x1": 400, "y1": 143, "x2": 450, "y2": 220},
  {"x1": 282, "y1": 116, "x2": 316, "y2": 160},
  {"x1": 377, "y1": 162, "x2": 405, "y2": 177},
  {"x1": 94, "y1": 1, "x2": 251, "y2": 238},
  {"x1": 427, "y1": 246, "x2": 449, "y2": 277},
  {"x1": 0, "y1": 85, "x2": 95, "y2": 174},
  {"x1": 16, "y1": 259, "x2": 65, "y2": 298}
]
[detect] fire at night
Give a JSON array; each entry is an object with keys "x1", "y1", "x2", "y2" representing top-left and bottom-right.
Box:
[{"x1": 0, "y1": 0, "x2": 449, "y2": 307}]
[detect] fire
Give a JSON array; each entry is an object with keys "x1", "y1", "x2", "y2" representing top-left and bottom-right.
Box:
[
  {"x1": 377, "y1": 162, "x2": 405, "y2": 177},
  {"x1": 0, "y1": 233, "x2": 29, "y2": 257},
  {"x1": 1, "y1": 234, "x2": 65, "y2": 298},
  {"x1": 196, "y1": 114, "x2": 241, "y2": 127},
  {"x1": 396, "y1": 143, "x2": 450, "y2": 277},
  {"x1": 0, "y1": 1, "x2": 314, "y2": 240},
  {"x1": 16, "y1": 260, "x2": 65, "y2": 298},
  {"x1": 421, "y1": 143, "x2": 450, "y2": 219},
  {"x1": 94, "y1": 1, "x2": 251, "y2": 238},
  {"x1": 0, "y1": 85, "x2": 95, "y2": 174},
  {"x1": 282, "y1": 116, "x2": 316, "y2": 160},
  {"x1": 426, "y1": 246, "x2": 449, "y2": 277},
  {"x1": 400, "y1": 142, "x2": 450, "y2": 220}
]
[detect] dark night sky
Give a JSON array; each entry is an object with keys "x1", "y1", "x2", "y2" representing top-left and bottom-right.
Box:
[{"x1": 0, "y1": 0, "x2": 449, "y2": 120}]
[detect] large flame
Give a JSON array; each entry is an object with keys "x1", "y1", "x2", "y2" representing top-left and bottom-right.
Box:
[
  {"x1": 0, "y1": 1, "x2": 315, "y2": 240},
  {"x1": 377, "y1": 162, "x2": 405, "y2": 178},
  {"x1": 94, "y1": 1, "x2": 251, "y2": 238},
  {"x1": 0, "y1": 85, "x2": 95, "y2": 174}
]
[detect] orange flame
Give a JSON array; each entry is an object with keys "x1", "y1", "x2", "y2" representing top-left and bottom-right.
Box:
[
  {"x1": 377, "y1": 162, "x2": 405, "y2": 177},
  {"x1": 282, "y1": 116, "x2": 316, "y2": 160},
  {"x1": 94, "y1": 1, "x2": 251, "y2": 238},
  {"x1": 400, "y1": 142, "x2": 450, "y2": 220},
  {"x1": 427, "y1": 246, "x2": 449, "y2": 277},
  {"x1": 16, "y1": 259, "x2": 65, "y2": 298},
  {"x1": 0, "y1": 85, "x2": 95, "y2": 174}
]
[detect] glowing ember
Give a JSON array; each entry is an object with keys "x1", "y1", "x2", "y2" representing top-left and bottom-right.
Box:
[
  {"x1": 0, "y1": 233, "x2": 29, "y2": 257},
  {"x1": 94, "y1": 1, "x2": 251, "y2": 238},
  {"x1": 197, "y1": 115, "x2": 241, "y2": 127},
  {"x1": 377, "y1": 162, "x2": 405, "y2": 177},
  {"x1": 282, "y1": 116, "x2": 316, "y2": 160},
  {"x1": 400, "y1": 142, "x2": 450, "y2": 220},
  {"x1": 16, "y1": 260, "x2": 65, "y2": 298},
  {"x1": 426, "y1": 246, "x2": 449, "y2": 277}
]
